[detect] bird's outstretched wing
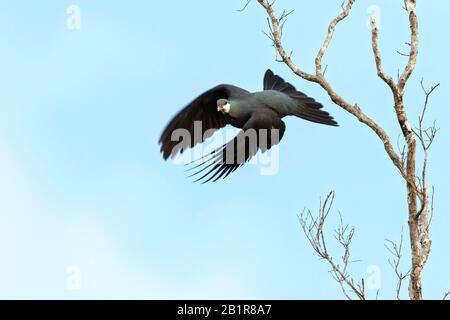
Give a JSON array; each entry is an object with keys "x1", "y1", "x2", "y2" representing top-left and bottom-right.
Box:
[
  {"x1": 159, "y1": 85, "x2": 249, "y2": 159},
  {"x1": 159, "y1": 84, "x2": 249, "y2": 159},
  {"x1": 159, "y1": 84, "x2": 249, "y2": 160},
  {"x1": 187, "y1": 109, "x2": 286, "y2": 183}
]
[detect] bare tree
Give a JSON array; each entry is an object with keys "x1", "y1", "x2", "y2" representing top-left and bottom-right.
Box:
[{"x1": 252, "y1": 0, "x2": 441, "y2": 299}]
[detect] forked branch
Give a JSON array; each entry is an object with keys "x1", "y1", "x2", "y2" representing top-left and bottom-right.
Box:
[
  {"x1": 257, "y1": 0, "x2": 406, "y2": 180},
  {"x1": 385, "y1": 232, "x2": 411, "y2": 299},
  {"x1": 299, "y1": 192, "x2": 365, "y2": 300}
]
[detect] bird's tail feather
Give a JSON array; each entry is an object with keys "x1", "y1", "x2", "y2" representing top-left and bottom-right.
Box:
[
  {"x1": 290, "y1": 97, "x2": 338, "y2": 126},
  {"x1": 263, "y1": 69, "x2": 338, "y2": 126}
]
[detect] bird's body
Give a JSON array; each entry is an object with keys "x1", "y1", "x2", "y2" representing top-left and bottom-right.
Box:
[
  {"x1": 251, "y1": 90, "x2": 298, "y2": 116},
  {"x1": 159, "y1": 69, "x2": 338, "y2": 182}
]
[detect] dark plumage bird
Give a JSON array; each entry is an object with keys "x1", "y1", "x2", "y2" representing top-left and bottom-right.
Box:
[{"x1": 159, "y1": 69, "x2": 338, "y2": 183}]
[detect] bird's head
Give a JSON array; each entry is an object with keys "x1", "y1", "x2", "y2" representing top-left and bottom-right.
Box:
[{"x1": 217, "y1": 99, "x2": 231, "y2": 113}]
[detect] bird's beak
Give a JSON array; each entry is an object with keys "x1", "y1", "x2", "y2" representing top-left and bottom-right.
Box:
[{"x1": 217, "y1": 105, "x2": 223, "y2": 112}]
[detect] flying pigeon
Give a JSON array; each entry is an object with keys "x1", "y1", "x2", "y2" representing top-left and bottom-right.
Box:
[{"x1": 159, "y1": 69, "x2": 338, "y2": 183}]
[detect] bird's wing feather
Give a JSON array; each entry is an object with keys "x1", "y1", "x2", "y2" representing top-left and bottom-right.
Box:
[
  {"x1": 188, "y1": 109, "x2": 285, "y2": 183},
  {"x1": 159, "y1": 85, "x2": 249, "y2": 159}
]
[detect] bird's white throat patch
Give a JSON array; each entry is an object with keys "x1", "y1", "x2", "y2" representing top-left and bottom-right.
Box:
[{"x1": 218, "y1": 102, "x2": 231, "y2": 113}]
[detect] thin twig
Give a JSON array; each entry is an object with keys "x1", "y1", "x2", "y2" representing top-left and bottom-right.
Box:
[
  {"x1": 237, "y1": 0, "x2": 252, "y2": 12},
  {"x1": 385, "y1": 231, "x2": 411, "y2": 299}
]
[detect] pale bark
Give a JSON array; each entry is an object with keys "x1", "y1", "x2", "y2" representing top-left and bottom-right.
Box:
[{"x1": 257, "y1": 0, "x2": 435, "y2": 299}]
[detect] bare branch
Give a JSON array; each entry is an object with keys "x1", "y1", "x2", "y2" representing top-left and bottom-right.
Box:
[
  {"x1": 396, "y1": 134, "x2": 407, "y2": 165},
  {"x1": 415, "y1": 80, "x2": 440, "y2": 221},
  {"x1": 385, "y1": 231, "x2": 410, "y2": 299},
  {"x1": 315, "y1": 0, "x2": 355, "y2": 74},
  {"x1": 396, "y1": 50, "x2": 411, "y2": 57},
  {"x1": 237, "y1": 0, "x2": 252, "y2": 12},
  {"x1": 299, "y1": 192, "x2": 365, "y2": 300},
  {"x1": 398, "y1": 0, "x2": 419, "y2": 92},
  {"x1": 257, "y1": 0, "x2": 316, "y2": 81},
  {"x1": 428, "y1": 186, "x2": 435, "y2": 231},
  {"x1": 370, "y1": 18, "x2": 398, "y2": 95},
  {"x1": 257, "y1": 0, "x2": 407, "y2": 180}
]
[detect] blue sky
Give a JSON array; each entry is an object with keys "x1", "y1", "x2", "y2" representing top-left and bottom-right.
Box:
[{"x1": 0, "y1": 0, "x2": 448, "y2": 299}]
